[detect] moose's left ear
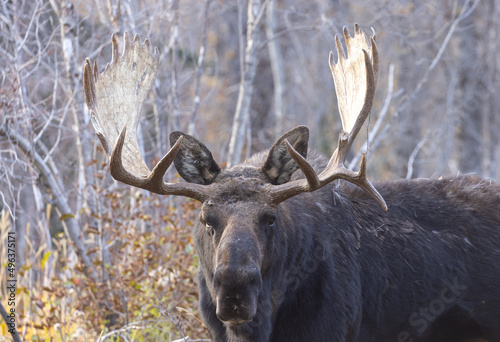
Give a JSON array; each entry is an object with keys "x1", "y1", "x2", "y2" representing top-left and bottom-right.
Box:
[
  {"x1": 261, "y1": 126, "x2": 309, "y2": 185},
  {"x1": 170, "y1": 132, "x2": 220, "y2": 185}
]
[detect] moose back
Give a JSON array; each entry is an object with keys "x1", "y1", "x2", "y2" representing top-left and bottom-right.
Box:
[{"x1": 83, "y1": 27, "x2": 500, "y2": 342}]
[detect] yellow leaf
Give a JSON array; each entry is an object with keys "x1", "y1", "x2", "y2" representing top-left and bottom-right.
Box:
[
  {"x1": 41, "y1": 252, "x2": 52, "y2": 270},
  {"x1": 60, "y1": 213, "x2": 74, "y2": 221}
]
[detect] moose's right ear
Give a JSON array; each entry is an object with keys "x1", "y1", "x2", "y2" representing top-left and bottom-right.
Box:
[
  {"x1": 262, "y1": 126, "x2": 309, "y2": 185},
  {"x1": 170, "y1": 132, "x2": 220, "y2": 185}
]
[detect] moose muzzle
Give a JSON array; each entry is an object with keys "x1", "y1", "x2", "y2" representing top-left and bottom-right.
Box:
[
  {"x1": 214, "y1": 264, "x2": 262, "y2": 324},
  {"x1": 213, "y1": 228, "x2": 263, "y2": 324}
]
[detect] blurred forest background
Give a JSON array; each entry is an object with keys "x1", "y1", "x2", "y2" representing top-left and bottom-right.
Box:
[{"x1": 0, "y1": 0, "x2": 499, "y2": 340}]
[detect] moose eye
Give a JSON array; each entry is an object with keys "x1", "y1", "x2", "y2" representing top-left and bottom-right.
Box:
[
  {"x1": 267, "y1": 218, "x2": 276, "y2": 227},
  {"x1": 200, "y1": 210, "x2": 217, "y2": 236},
  {"x1": 260, "y1": 210, "x2": 277, "y2": 229}
]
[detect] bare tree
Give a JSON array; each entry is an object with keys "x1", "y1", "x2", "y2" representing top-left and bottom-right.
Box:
[
  {"x1": 265, "y1": 0, "x2": 285, "y2": 139},
  {"x1": 455, "y1": 0, "x2": 483, "y2": 174},
  {"x1": 227, "y1": 0, "x2": 267, "y2": 166}
]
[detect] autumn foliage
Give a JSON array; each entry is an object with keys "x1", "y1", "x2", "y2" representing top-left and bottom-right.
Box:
[{"x1": 1, "y1": 196, "x2": 209, "y2": 341}]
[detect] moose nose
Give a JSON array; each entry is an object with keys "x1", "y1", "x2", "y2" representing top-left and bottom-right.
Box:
[{"x1": 213, "y1": 266, "x2": 262, "y2": 323}]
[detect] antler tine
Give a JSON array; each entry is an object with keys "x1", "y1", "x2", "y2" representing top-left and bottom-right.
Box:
[
  {"x1": 369, "y1": 27, "x2": 378, "y2": 88},
  {"x1": 284, "y1": 140, "x2": 320, "y2": 189},
  {"x1": 83, "y1": 33, "x2": 210, "y2": 202},
  {"x1": 270, "y1": 25, "x2": 387, "y2": 211}
]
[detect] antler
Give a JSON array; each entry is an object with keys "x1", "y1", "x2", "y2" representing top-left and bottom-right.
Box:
[
  {"x1": 270, "y1": 24, "x2": 387, "y2": 211},
  {"x1": 83, "y1": 33, "x2": 210, "y2": 201}
]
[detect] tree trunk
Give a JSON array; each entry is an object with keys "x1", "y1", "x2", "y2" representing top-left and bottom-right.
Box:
[
  {"x1": 455, "y1": 1, "x2": 483, "y2": 174},
  {"x1": 227, "y1": 0, "x2": 263, "y2": 167},
  {"x1": 266, "y1": 0, "x2": 285, "y2": 139}
]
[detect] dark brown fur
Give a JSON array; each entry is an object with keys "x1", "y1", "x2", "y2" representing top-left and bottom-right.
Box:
[{"x1": 171, "y1": 129, "x2": 500, "y2": 342}]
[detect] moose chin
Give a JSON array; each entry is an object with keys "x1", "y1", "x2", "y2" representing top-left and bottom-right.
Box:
[{"x1": 83, "y1": 25, "x2": 500, "y2": 342}]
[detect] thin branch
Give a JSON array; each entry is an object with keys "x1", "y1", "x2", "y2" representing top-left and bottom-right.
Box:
[
  {"x1": 16, "y1": 0, "x2": 41, "y2": 53},
  {"x1": 96, "y1": 323, "x2": 146, "y2": 342},
  {"x1": 406, "y1": 130, "x2": 430, "y2": 179},
  {"x1": 156, "y1": 304, "x2": 188, "y2": 342},
  {"x1": 257, "y1": 24, "x2": 323, "y2": 51},
  {"x1": 188, "y1": 0, "x2": 212, "y2": 135},
  {"x1": 34, "y1": 53, "x2": 59, "y2": 145}
]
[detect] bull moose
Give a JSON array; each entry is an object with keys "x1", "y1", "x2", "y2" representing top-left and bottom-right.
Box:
[{"x1": 83, "y1": 25, "x2": 500, "y2": 342}]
